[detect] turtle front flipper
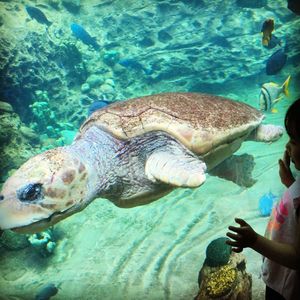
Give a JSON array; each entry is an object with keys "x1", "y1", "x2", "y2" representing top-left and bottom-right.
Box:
[{"x1": 145, "y1": 150, "x2": 207, "y2": 187}]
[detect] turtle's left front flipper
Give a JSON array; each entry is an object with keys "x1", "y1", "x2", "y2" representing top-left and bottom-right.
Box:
[{"x1": 145, "y1": 150, "x2": 207, "y2": 187}]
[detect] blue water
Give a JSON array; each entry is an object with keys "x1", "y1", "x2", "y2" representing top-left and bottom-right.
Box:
[{"x1": 0, "y1": 0, "x2": 299, "y2": 299}]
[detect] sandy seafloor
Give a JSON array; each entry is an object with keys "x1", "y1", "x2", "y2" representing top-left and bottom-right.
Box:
[{"x1": 0, "y1": 97, "x2": 297, "y2": 300}]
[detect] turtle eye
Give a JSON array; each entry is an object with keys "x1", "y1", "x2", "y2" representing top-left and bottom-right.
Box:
[{"x1": 17, "y1": 183, "x2": 43, "y2": 202}]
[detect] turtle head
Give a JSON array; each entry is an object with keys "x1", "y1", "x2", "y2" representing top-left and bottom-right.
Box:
[{"x1": 0, "y1": 148, "x2": 90, "y2": 234}]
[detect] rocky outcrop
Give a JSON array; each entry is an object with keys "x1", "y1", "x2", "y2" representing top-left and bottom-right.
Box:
[{"x1": 0, "y1": 101, "x2": 40, "y2": 184}]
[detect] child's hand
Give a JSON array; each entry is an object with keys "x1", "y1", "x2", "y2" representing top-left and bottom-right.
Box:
[
  {"x1": 226, "y1": 218, "x2": 258, "y2": 253},
  {"x1": 279, "y1": 150, "x2": 295, "y2": 188}
]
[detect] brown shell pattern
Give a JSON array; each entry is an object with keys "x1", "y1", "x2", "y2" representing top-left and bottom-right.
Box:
[{"x1": 80, "y1": 93, "x2": 263, "y2": 155}]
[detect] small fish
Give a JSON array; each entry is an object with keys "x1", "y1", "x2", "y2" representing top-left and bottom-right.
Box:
[
  {"x1": 88, "y1": 100, "x2": 109, "y2": 116},
  {"x1": 266, "y1": 48, "x2": 287, "y2": 75},
  {"x1": 261, "y1": 18, "x2": 274, "y2": 47},
  {"x1": 259, "y1": 75, "x2": 290, "y2": 112},
  {"x1": 118, "y1": 58, "x2": 152, "y2": 75},
  {"x1": 35, "y1": 283, "x2": 58, "y2": 300},
  {"x1": 71, "y1": 23, "x2": 100, "y2": 50},
  {"x1": 25, "y1": 6, "x2": 52, "y2": 27}
]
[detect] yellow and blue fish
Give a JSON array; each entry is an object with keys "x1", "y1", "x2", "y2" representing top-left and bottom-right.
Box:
[{"x1": 259, "y1": 75, "x2": 290, "y2": 112}]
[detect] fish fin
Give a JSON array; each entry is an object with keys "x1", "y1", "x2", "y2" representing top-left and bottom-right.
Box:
[
  {"x1": 282, "y1": 75, "x2": 291, "y2": 97},
  {"x1": 269, "y1": 82, "x2": 278, "y2": 87}
]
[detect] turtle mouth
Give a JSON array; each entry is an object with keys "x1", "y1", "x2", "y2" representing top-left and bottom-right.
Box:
[{"x1": 11, "y1": 205, "x2": 76, "y2": 234}]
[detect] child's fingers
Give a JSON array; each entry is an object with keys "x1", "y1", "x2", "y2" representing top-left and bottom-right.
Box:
[
  {"x1": 234, "y1": 218, "x2": 248, "y2": 226},
  {"x1": 226, "y1": 231, "x2": 241, "y2": 241},
  {"x1": 228, "y1": 225, "x2": 243, "y2": 233},
  {"x1": 225, "y1": 239, "x2": 239, "y2": 246},
  {"x1": 232, "y1": 247, "x2": 243, "y2": 253},
  {"x1": 283, "y1": 150, "x2": 290, "y2": 167}
]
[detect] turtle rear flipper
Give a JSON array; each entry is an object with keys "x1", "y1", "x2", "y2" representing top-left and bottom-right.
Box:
[
  {"x1": 145, "y1": 150, "x2": 207, "y2": 187},
  {"x1": 248, "y1": 124, "x2": 283, "y2": 142}
]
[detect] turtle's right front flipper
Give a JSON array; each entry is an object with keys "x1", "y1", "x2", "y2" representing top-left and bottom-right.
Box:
[{"x1": 145, "y1": 149, "x2": 207, "y2": 188}]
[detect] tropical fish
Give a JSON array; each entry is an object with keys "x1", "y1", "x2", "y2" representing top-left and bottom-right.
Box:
[
  {"x1": 25, "y1": 6, "x2": 52, "y2": 27},
  {"x1": 264, "y1": 35, "x2": 282, "y2": 49},
  {"x1": 35, "y1": 283, "x2": 58, "y2": 300},
  {"x1": 259, "y1": 75, "x2": 290, "y2": 112},
  {"x1": 118, "y1": 58, "x2": 152, "y2": 75},
  {"x1": 261, "y1": 18, "x2": 274, "y2": 47},
  {"x1": 88, "y1": 100, "x2": 109, "y2": 116},
  {"x1": 71, "y1": 23, "x2": 100, "y2": 50},
  {"x1": 266, "y1": 48, "x2": 287, "y2": 75}
]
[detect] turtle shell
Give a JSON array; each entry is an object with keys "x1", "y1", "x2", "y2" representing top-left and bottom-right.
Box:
[{"x1": 80, "y1": 93, "x2": 263, "y2": 155}]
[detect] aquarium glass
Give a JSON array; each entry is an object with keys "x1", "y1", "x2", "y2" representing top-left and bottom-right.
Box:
[{"x1": 0, "y1": 0, "x2": 300, "y2": 299}]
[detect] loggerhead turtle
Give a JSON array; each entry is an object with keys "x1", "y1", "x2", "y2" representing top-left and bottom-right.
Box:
[{"x1": 0, "y1": 93, "x2": 283, "y2": 233}]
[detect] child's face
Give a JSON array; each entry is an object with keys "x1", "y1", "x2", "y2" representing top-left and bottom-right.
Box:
[{"x1": 286, "y1": 138, "x2": 300, "y2": 170}]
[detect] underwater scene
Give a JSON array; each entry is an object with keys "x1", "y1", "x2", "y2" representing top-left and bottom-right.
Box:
[{"x1": 0, "y1": 0, "x2": 300, "y2": 299}]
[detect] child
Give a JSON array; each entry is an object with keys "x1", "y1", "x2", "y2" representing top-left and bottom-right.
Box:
[{"x1": 226, "y1": 98, "x2": 300, "y2": 300}]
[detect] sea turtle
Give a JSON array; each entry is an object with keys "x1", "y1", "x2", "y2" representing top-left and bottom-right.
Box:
[{"x1": 0, "y1": 93, "x2": 283, "y2": 233}]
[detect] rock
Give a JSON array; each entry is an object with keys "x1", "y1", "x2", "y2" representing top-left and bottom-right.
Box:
[
  {"x1": 0, "y1": 230, "x2": 29, "y2": 251},
  {"x1": 81, "y1": 82, "x2": 90, "y2": 93},
  {"x1": 20, "y1": 126, "x2": 40, "y2": 143},
  {"x1": 0, "y1": 101, "x2": 13, "y2": 113},
  {"x1": 86, "y1": 74, "x2": 104, "y2": 88},
  {"x1": 100, "y1": 83, "x2": 115, "y2": 94},
  {"x1": 0, "y1": 111, "x2": 39, "y2": 183},
  {"x1": 196, "y1": 250, "x2": 252, "y2": 300}
]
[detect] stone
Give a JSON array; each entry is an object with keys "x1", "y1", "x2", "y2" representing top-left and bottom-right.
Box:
[
  {"x1": 0, "y1": 101, "x2": 13, "y2": 113},
  {"x1": 195, "y1": 251, "x2": 252, "y2": 300}
]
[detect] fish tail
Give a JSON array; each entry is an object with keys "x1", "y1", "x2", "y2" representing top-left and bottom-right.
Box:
[{"x1": 282, "y1": 75, "x2": 291, "y2": 97}]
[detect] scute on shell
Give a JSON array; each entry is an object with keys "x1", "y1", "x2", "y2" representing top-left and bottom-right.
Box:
[{"x1": 80, "y1": 93, "x2": 263, "y2": 155}]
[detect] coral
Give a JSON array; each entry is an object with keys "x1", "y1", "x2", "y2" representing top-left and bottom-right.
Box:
[
  {"x1": 205, "y1": 265, "x2": 237, "y2": 298},
  {"x1": 27, "y1": 228, "x2": 56, "y2": 257},
  {"x1": 29, "y1": 90, "x2": 76, "y2": 146},
  {"x1": 196, "y1": 252, "x2": 252, "y2": 300},
  {"x1": 205, "y1": 237, "x2": 232, "y2": 267}
]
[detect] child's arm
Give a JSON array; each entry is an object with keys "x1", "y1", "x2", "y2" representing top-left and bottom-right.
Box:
[{"x1": 226, "y1": 218, "x2": 300, "y2": 270}]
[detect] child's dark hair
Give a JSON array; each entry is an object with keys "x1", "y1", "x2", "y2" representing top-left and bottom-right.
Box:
[{"x1": 285, "y1": 98, "x2": 300, "y2": 141}]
